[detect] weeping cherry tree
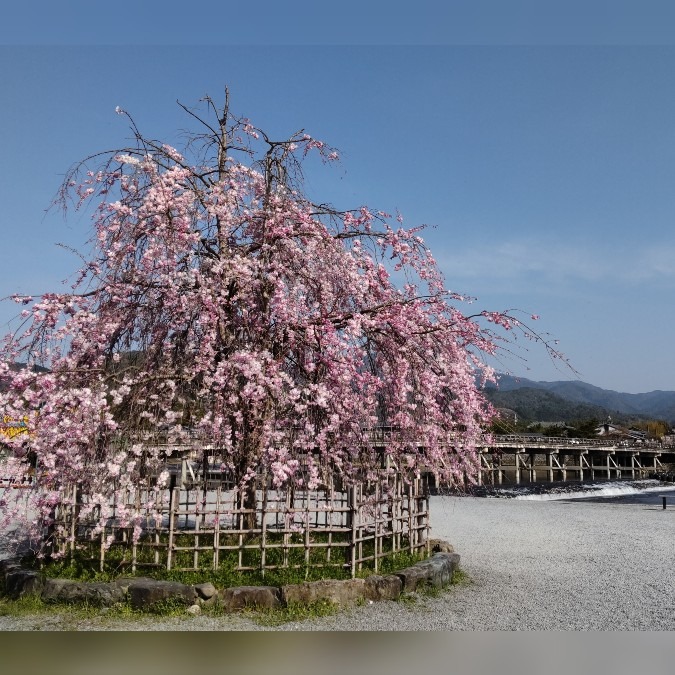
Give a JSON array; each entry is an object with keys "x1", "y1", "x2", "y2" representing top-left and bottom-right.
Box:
[{"x1": 0, "y1": 92, "x2": 562, "y2": 550}]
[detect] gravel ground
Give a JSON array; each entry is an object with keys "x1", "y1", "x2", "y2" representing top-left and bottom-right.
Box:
[{"x1": 3, "y1": 495, "x2": 675, "y2": 630}]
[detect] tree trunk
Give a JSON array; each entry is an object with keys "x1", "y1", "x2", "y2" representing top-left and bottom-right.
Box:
[{"x1": 241, "y1": 481, "x2": 258, "y2": 533}]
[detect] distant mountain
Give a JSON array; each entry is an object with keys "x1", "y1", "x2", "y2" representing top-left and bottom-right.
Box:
[
  {"x1": 484, "y1": 374, "x2": 675, "y2": 423},
  {"x1": 484, "y1": 386, "x2": 611, "y2": 423}
]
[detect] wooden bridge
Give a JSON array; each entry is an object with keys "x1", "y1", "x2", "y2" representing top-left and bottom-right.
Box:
[
  {"x1": 4, "y1": 429, "x2": 672, "y2": 490},
  {"x1": 161, "y1": 430, "x2": 675, "y2": 487},
  {"x1": 476, "y1": 434, "x2": 674, "y2": 485}
]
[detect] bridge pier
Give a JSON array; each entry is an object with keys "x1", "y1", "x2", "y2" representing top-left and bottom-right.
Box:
[
  {"x1": 514, "y1": 449, "x2": 524, "y2": 485},
  {"x1": 513, "y1": 450, "x2": 539, "y2": 484},
  {"x1": 546, "y1": 452, "x2": 553, "y2": 482}
]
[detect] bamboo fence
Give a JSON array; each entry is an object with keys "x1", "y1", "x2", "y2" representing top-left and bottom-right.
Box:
[{"x1": 50, "y1": 459, "x2": 430, "y2": 578}]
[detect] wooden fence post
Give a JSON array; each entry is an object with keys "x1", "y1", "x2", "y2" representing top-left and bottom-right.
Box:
[
  {"x1": 347, "y1": 484, "x2": 358, "y2": 578},
  {"x1": 69, "y1": 484, "x2": 78, "y2": 562},
  {"x1": 167, "y1": 486, "x2": 179, "y2": 571},
  {"x1": 261, "y1": 478, "x2": 268, "y2": 578},
  {"x1": 213, "y1": 485, "x2": 221, "y2": 571}
]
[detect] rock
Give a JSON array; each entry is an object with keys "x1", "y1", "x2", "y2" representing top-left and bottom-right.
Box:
[
  {"x1": 416, "y1": 555, "x2": 453, "y2": 588},
  {"x1": 41, "y1": 579, "x2": 125, "y2": 606},
  {"x1": 113, "y1": 576, "x2": 154, "y2": 594},
  {"x1": 194, "y1": 582, "x2": 217, "y2": 600},
  {"x1": 395, "y1": 552, "x2": 460, "y2": 591},
  {"x1": 127, "y1": 579, "x2": 197, "y2": 610},
  {"x1": 219, "y1": 586, "x2": 280, "y2": 612},
  {"x1": 0, "y1": 558, "x2": 22, "y2": 575},
  {"x1": 364, "y1": 574, "x2": 402, "y2": 601},
  {"x1": 433, "y1": 551, "x2": 461, "y2": 581},
  {"x1": 4, "y1": 570, "x2": 44, "y2": 599},
  {"x1": 281, "y1": 578, "x2": 366, "y2": 607},
  {"x1": 186, "y1": 604, "x2": 201, "y2": 616},
  {"x1": 429, "y1": 539, "x2": 454, "y2": 554},
  {"x1": 395, "y1": 565, "x2": 429, "y2": 592}
]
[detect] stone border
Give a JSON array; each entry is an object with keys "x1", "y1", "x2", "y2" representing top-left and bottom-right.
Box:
[{"x1": 0, "y1": 540, "x2": 459, "y2": 616}]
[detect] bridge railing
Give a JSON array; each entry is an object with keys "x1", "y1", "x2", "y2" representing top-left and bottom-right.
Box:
[
  {"x1": 490, "y1": 434, "x2": 668, "y2": 450},
  {"x1": 30, "y1": 428, "x2": 671, "y2": 456}
]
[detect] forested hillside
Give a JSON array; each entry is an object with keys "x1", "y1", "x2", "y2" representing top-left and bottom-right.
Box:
[
  {"x1": 483, "y1": 374, "x2": 675, "y2": 424},
  {"x1": 483, "y1": 387, "x2": 613, "y2": 423}
]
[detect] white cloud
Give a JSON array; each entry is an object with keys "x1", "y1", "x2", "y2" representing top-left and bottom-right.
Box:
[
  {"x1": 630, "y1": 245, "x2": 675, "y2": 280},
  {"x1": 435, "y1": 238, "x2": 675, "y2": 287}
]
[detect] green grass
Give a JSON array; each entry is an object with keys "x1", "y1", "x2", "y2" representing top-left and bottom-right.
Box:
[
  {"x1": 2, "y1": 536, "x2": 456, "y2": 626},
  {"x1": 450, "y1": 568, "x2": 470, "y2": 586},
  {"x1": 0, "y1": 594, "x2": 192, "y2": 626},
  {"x1": 241, "y1": 598, "x2": 343, "y2": 627},
  {"x1": 0, "y1": 589, "x2": 341, "y2": 625},
  {"x1": 0, "y1": 568, "x2": 469, "y2": 626},
  {"x1": 0, "y1": 593, "x2": 49, "y2": 618},
  {"x1": 26, "y1": 533, "x2": 427, "y2": 589}
]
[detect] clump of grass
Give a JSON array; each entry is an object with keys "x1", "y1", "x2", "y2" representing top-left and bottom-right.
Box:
[
  {"x1": 0, "y1": 592, "x2": 192, "y2": 623},
  {"x1": 398, "y1": 591, "x2": 420, "y2": 606},
  {"x1": 143, "y1": 597, "x2": 193, "y2": 617},
  {"x1": 0, "y1": 593, "x2": 50, "y2": 618},
  {"x1": 251, "y1": 598, "x2": 342, "y2": 627},
  {"x1": 450, "y1": 569, "x2": 469, "y2": 585},
  {"x1": 418, "y1": 584, "x2": 443, "y2": 599},
  {"x1": 374, "y1": 549, "x2": 426, "y2": 575},
  {"x1": 0, "y1": 593, "x2": 131, "y2": 625}
]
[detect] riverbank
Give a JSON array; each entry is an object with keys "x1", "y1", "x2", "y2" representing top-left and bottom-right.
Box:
[{"x1": 453, "y1": 477, "x2": 672, "y2": 500}]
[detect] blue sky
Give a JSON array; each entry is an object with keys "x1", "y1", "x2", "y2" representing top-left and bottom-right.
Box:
[{"x1": 2, "y1": 43, "x2": 675, "y2": 394}]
